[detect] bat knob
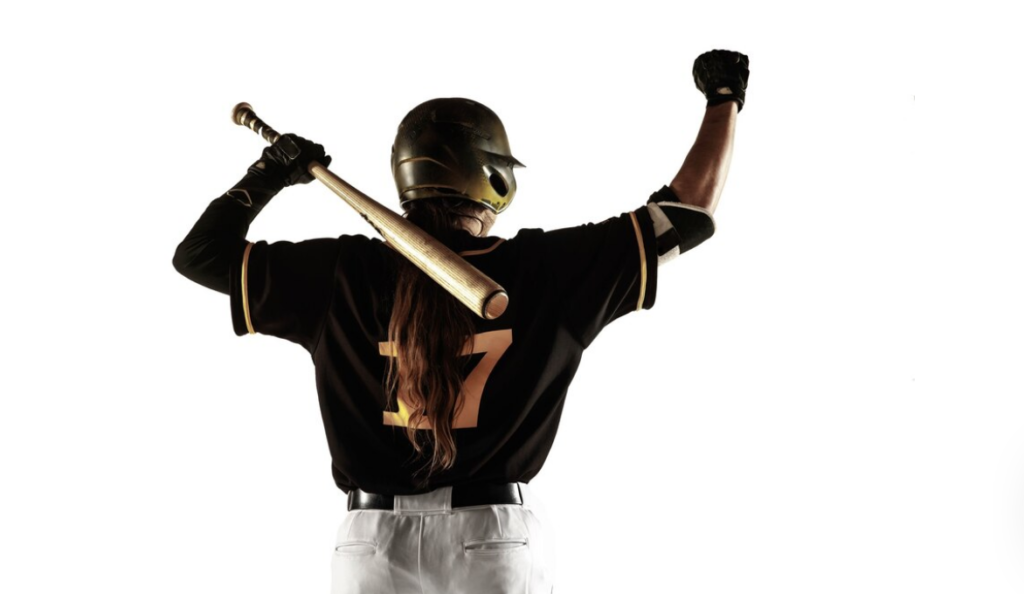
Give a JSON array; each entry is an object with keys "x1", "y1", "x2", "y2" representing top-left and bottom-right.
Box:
[
  {"x1": 483, "y1": 291, "x2": 509, "y2": 320},
  {"x1": 231, "y1": 102, "x2": 281, "y2": 144},
  {"x1": 231, "y1": 102, "x2": 254, "y2": 125}
]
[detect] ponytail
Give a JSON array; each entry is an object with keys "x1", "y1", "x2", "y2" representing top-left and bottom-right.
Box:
[{"x1": 385, "y1": 197, "x2": 489, "y2": 489}]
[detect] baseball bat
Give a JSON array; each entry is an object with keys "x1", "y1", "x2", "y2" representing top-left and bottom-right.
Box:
[{"x1": 231, "y1": 102, "x2": 509, "y2": 320}]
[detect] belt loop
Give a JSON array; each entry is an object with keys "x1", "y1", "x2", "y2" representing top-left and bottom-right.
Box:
[
  {"x1": 347, "y1": 490, "x2": 353, "y2": 512},
  {"x1": 517, "y1": 482, "x2": 524, "y2": 506}
]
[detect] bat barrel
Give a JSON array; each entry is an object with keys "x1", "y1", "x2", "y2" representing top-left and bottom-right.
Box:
[
  {"x1": 483, "y1": 291, "x2": 509, "y2": 320},
  {"x1": 231, "y1": 102, "x2": 281, "y2": 144}
]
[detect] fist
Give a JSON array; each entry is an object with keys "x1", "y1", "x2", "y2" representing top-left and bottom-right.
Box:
[
  {"x1": 692, "y1": 49, "x2": 749, "y2": 112},
  {"x1": 251, "y1": 133, "x2": 332, "y2": 188}
]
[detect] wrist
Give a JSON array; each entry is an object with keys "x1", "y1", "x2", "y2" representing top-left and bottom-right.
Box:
[
  {"x1": 706, "y1": 95, "x2": 743, "y2": 113},
  {"x1": 225, "y1": 167, "x2": 285, "y2": 211},
  {"x1": 246, "y1": 159, "x2": 288, "y2": 192}
]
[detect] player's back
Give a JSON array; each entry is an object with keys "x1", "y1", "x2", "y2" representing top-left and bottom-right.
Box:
[{"x1": 310, "y1": 206, "x2": 661, "y2": 495}]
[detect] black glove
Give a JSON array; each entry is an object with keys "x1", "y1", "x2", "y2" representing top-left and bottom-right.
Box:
[
  {"x1": 692, "y1": 50, "x2": 749, "y2": 112},
  {"x1": 248, "y1": 133, "x2": 332, "y2": 188}
]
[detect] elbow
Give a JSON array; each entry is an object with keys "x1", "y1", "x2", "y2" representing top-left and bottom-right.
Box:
[
  {"x1": 669, "y1": 181, "x2": 718, "y2": 215},
  {"x1": 172, "y1": 237, "x2": 199, "y2": 280},
  {"x1": 173, "y1": 236, "x2": 221, "y2": 292},
  {"x1": 172, "y1": 235, "x2": 238, "y2": 295}
]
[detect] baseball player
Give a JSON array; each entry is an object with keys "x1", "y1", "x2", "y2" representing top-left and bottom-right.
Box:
[{"x1": 173, "y1": 49, "x2": 748, "y2": 594}]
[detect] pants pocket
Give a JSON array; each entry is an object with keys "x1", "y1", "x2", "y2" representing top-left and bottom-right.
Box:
[
  {"x1": 463, "y1": 537, "x2": 529, "y2": 555},
  {"x1": 334, "y1": 540, "x2": 377, "y2": 557},
  {"x1": 457, "y1": 536, "x2": 532, "y2": 593},
  {"x1": 331, "y1": 539, "x2": 393, "y2": 594}
]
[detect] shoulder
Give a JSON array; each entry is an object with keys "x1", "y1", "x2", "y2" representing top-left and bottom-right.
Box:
[
  {"x1": 509, "y1": 209, "x2": 652, "y2": 248},
  {"x1": 327, "y1": 234, "x2": 383, "y2": 259},
  {"x1": 253, "y1": 234, "x2": 380, "y2": 276},
  {"x1": 333, "y1": 234, "x2": 392, "y2": 271},
  {"x1": 336, "y1": 234, "x2": 376, "y2": 248}
]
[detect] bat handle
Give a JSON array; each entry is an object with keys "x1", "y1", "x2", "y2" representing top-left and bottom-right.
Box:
[{"x1": 231, "y1": 102, "x2": 281, "y2": 145}]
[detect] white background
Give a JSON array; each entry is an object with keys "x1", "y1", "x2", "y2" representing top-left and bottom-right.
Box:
[{"x1": 2, "y1": 1, "x2": 1022, "y2": 592}]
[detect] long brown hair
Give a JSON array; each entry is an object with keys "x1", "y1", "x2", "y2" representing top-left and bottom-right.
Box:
[{"x1": 385, "y1": 197, "x2": 489, "y2": 489}]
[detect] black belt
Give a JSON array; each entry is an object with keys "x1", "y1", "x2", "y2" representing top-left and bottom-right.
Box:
[{"x1": 348, "y1": 482, "x2": 523, "y2": 511}]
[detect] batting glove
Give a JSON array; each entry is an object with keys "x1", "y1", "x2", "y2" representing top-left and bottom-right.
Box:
[
  {"x1": 692, "y1": 49, "x2": 749, "y2": 112},
  {"x1": 249, "y1": 133, "x2": 332, "y2": 188}
]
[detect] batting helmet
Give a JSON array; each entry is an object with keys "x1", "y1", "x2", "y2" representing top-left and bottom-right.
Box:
[{"x1": 391, "y1": 98, "x2": 524, "y2": 214}]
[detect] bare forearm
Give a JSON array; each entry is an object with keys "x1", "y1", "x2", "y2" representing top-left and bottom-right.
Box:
[{"x1": 670, "y1": 101, "x2": 738, "y2": 215}]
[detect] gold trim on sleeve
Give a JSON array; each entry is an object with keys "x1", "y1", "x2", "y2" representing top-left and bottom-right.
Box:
[
  {"x1": 629, "y1": 211, "x2": 648, "y2": 312},
  {"x1": 241, "y1": 242, "x2": 256, "y2": 334}
]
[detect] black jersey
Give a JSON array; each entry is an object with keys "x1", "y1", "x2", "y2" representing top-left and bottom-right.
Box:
[{"x1": 225, "y1": 203, "x2": 713, "y2": 495}]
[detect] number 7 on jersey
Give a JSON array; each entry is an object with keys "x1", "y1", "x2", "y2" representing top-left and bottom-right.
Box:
[{"x1": 378, "y1": 329, "x2": 513, "y2": 430}]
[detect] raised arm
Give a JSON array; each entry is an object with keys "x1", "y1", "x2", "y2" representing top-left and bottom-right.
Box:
[
  {"x1": 172, "y1": 134, "x2": 331, "y2": 294},
  {"x1": 670, "y1": 49, "x2": 747, "y2": 214},
  {"x1": 669, "y1": 100, "x2": 738, "y2": 215},
  {"x1": 642, "y1": 50, "x2": 748, "y2": 267}
]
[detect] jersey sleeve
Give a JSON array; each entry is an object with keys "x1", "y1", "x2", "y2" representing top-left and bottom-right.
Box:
[
  {"x1": 227, "y1": 237, "x2": 341, "y2": 354},
  {"x1": 531, "y1": 205, "x2": 658, "y2": 348}
]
